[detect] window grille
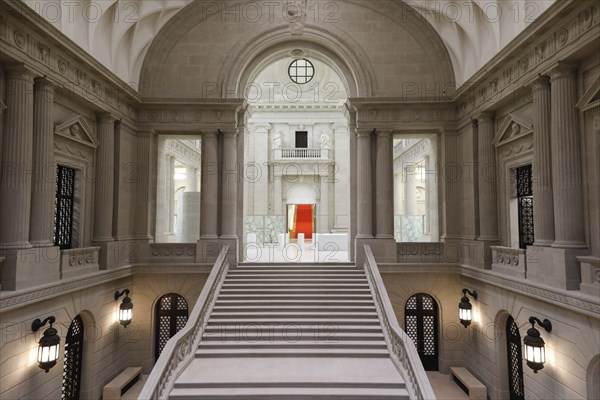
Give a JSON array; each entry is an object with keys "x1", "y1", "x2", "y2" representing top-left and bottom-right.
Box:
[
  {"x1": 62, "y1": 315, "x2": 84, "y2": 400},
  {"x1": 54, "y1": 166, "x2": 75, "y2": 249},
  {"x1": 155, "y1": 294, "x2": 189, "y2": 361},
  {"x1": 516, "y1": 165, "x2": 534, "y2": 249}
]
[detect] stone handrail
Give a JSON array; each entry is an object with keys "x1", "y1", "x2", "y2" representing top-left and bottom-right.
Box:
[
  {"x1": 137, "y1": 245, "x2": 230, "y2": 399},
  {"x1": 363, "y1": 245, "x2": 436, "y2": 400}
]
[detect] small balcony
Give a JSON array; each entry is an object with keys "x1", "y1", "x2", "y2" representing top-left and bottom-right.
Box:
[{"x1": 273, "y1": 148, "x2": 330, "y2": 160}]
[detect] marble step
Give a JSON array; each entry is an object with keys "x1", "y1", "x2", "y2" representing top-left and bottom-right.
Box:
[
  {"x1": 206, "y1": 318, "x2": 382, "y2": 326},
  {"x1": 194, "y1": 348, "x2": 391, "y2": 358},
  {"x1": 170, "y1": 386, "x2": 410, "y2": 399},
  {"x1": 216, "y1": 294, "x2": 374, "y2": 301},
  {"x1": 204, "y1": 324, "x2": 383, "y2": 334},
  {"x1": 224, "y1": 278, "x2": 368, "y2": 284},
  {"x1": 214, "y1": 300, "x2": 375, "y2": 306},
  {"x1": 219, "y1": 288, "x2": 373, "y2": 294},
  {"x1": 198, "y1": 341, "x2": 388, "y2": 350},
  {"x1": 201, "y1": 332, "x2": 385, "y2": 342},
  {"x1": 211, "y1": 305, "x2": 376, "y2": 312},
  {"x1": 209, "y1": 311, "x2": 379, "y2": 320}
]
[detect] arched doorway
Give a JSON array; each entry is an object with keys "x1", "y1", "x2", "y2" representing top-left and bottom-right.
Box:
[
  {"x1": 62, "y1": 315, "x2": 84, "y2": 400},
  {"x1": 155, "y1": 293, "x2": 189, "y2": 361},
  {"x1": 405, "y1": 293, "x2": 439, "y2": 371},
  {"x1": 506, "y1": 316, "x2": 525, "y2": 400}
]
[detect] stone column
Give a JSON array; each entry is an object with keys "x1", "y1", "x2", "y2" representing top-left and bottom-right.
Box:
[
  {"x1": 0, "y1": 66, "x2": 34, "y2": 249},
  {"x1": 476, "y1": 112, "x2": 499, "y2": 241},
  {"x1": 29, "y1": 78, "x2": 55, "y2": 247},
  {"x1": 221, "y1": 130, "x2": 238, "y2": 238},
  {"x1": 200, "y1": 132, "x2": 219, "y2": 238},
  {"x1": 442, "y1": 131, "x2": 459, "y2": 239},
  {"x1": 531, "y1": 76, "x2": 555, "y2": 246},
  {"x1": 404, "y1": 165, "x2": 417, "y2": 216},
  {"x1": 134, "y1": 131, "x2": 154, "y2": 240},
  {"x1": 273, "y1": 174, "x2": 283, "y2": 215},
  {"x1": 93, "y1": 113, "x2": 116, "y2": 242},
  {"x1": 375, "y1": 130, "x2": 394, "y2": 239},
  {"x1": 356, "y1": 129, "x2": 373, "y2": 238},
  {"x1": 549, "y1": 63, "x2": 586, "y2": 248},
  {"x1": 168, "y1": 155, "x2": 175, "y2": 234},
  {"x1": 320, "y1": 175, "x2": 329, "y2": 232},
  {"x1": 186, "y1": 166, "x2": 198, "y2": 192}
]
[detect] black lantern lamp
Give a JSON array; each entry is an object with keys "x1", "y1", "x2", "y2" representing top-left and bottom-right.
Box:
[
  {"x1": 459, "y1": 288, "x2": 478, "y2": 328},
  {"x1": 115, "y1": 289, "x2": 133, "y2": 327},
  {"x1": 524, "y1": 316, "x2": 552, "y2": 373},
  {"x1": 32, "y1": 316, "x2": 60, "y2": 372}
]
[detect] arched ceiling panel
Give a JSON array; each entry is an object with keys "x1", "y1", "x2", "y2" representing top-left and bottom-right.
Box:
[{"x1": 23, "y1": 0, "x2": 557, "y2": 90}]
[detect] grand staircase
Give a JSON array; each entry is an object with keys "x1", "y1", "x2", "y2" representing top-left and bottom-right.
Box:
[{"x1": 169, "y1": 264, "x2": 410, "y2": 399}]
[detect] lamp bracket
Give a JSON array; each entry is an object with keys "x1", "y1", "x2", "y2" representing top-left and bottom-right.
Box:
[
  {"x1": 32, "y1": 316, "x2": 56, "y2": 332},
  {"x1": 462, "y1": 288, "x2": 478, "y2": 300},
  {"x1": 529, "y1": 316, "x2": 552, "y2": 332},
  {"x1": 115, "y1": 289, "x2": 130, "y2": 300}
]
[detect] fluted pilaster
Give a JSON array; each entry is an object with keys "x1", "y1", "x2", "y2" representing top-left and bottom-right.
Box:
[
  {"x1": 0, "y1": 66, "x2": 34, "y2": 249},
  {"x1": 93, "y1": 113, "x2": 116, "y2": 242},
  {"x1": 549, "y1": 63, "x2": 586, "y2": 248},
  {"x1": 200, "y1": 132, "x2": 219, "y2": 238},
  {"x1": 134, "y1": 131, "x2": 153, "y2": 239},
  {"x1": 221, "y1": 130, "x2": 238, "y2": 238},
  {"x1": 477, "y1": 113, "x2": 499, "y2": 241},
  {"x1": 30, "y1": 78, "x2": 56, "y2": 247},
  {"x1": 531, "y1": 76, "x2": 555, "y2": 246},
  {"x1": 375, "y1": 130, "x2": 394, "y2": 239},
  {"x1": 442, "y1": 131, "x2": 459, "y2": 239},
  {"x1": 356, "y1": 129, "x2": 373, "y2": 238}
]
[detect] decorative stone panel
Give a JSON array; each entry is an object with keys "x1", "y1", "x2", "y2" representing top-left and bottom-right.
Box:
[
  {"x1": 491, "y1": 246, "x2": 527, "y2": 279},
  {"x1": 148, "y1": 244, "x2": 197, "y2": 263},
  {"x1": 578, "y1": 256, "x2": 600, "y2": 297},
  {"x1": 396, "y1": 242, "x2": 444, "y2": 263},
  {"x1": 60, "y1": 247, "x2": 100, "y2": 280}
]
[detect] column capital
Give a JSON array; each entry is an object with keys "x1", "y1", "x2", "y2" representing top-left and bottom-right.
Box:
[
  {"x1": 202, "y1": 131, "x2": 219, "y2": 139},
  {"x1": 136, "y1": 129, "x2": 156, "y2": 138},
  {"x1": 5, "y1": 64, "x2": 35, "y2": 82},
  {"x1": 548, "y1": 62, "x2": 578, "y2": 80},
  {"x1": 376, "y1": 129, "x2": 394, "y2": 137},
  {"x1": 34, "y1": 76, "x2": 57, "y2": 92},
  {"x1": 96, "y1": 112, "x2": 118, "y2": 124},
  {"x1": 355, "y1": 128, "x2": 375, "y2": 138},
  {"x1": 219, "y1": 129, "x2": 238, "y2": 138},
  {"x1": 531, "y1": 75, "x2": 551, "y2": 90},
  {"x1": 475, "y1": 111, "x2": 495, "y2": 123}
]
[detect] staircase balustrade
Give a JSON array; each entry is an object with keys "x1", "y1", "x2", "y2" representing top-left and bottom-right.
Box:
[
  {"x1": 363, "y1": 245, "x2": 437, "y2": 400},
  {"x1": 138, "y1": 245, "x2": 230, "y2": 400}
]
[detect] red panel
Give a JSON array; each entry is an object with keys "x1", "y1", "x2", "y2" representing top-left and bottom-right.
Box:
[{"x1": 295, "y1": 205, "x2": 313, "y2": 239}]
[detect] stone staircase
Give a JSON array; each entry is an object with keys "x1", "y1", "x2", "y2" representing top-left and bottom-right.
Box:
[{"x1": 169, "y1": 264, "x2": 409, "y2": 399}]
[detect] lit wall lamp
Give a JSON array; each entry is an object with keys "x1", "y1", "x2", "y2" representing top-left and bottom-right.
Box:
[
  {"x1": 523, "y1": 316, "x2": 552, "y2": 373},
  {"x1": 32, "y1": 316, "x2": 60, "y2": 372},
  {"x1": 115, "y1": 289, "x2": 133, "y2": 327},
  {"x1": 459, "y1": 288, "x2": 478, "y2": 328}
]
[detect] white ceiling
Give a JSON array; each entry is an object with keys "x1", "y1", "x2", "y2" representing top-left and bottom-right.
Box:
[{"x1": 23, "y1": 0, "x2": 556, "y2": 91}]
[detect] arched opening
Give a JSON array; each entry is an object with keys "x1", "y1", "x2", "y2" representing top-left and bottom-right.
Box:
[
  {"x1": 506, "y1": 315, "x2": 525, "y2": 400},
  {"x1": 154, "y1": 293, "x2": 189, "y2": 361},
  {"x1": 404, "y1": 293, "x2": 439, "y2": 371},
  {"x1": 587, "y1": 355, "x2": 600, "y2": 400},
  {"x1": 62, "y1": 315, "x2": 84, "y2": 400},
  {"x1": 242, "y1": 49, "x2": 350, "y2": 263}
]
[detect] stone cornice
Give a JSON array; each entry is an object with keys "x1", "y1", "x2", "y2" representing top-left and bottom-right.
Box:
[
  {"x1": 347, "y1": 98, "x2": 457, "y2": 128},
  {"x1": 137, "y1": 101, "x2": 245, "y2": 131},
  {"x1": 454, "y1": 0, "x2": 599, "y2": 122}
]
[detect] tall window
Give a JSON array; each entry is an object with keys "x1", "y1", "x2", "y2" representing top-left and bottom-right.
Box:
[
  {"x1": 62, "y1": 315, "x2": 84, "y2": 400},
  {"x1": 506, "y1": 316, "x2": 525, "y2": 400},
  {"x1": 516, "y1": 165, "x2": 534, "y2": 249},
  {"x1": 54, "y1": 166, "x2": 75, "y2": 249},
  {"x1": 155, "y1": 294, "x2": 189, "y2": 361},
  {"x1": 405, "y1": 293, "x2": 439, "y2": 371}
]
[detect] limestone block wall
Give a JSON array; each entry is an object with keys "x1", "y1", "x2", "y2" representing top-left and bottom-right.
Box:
[{"x1": 0, "y1": 271, "x2": 208, "y2": 400}]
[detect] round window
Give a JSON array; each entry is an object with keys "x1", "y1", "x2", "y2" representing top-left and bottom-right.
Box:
[{"x1": 288, "y1": 59, "x2": 315, "y2": 84}]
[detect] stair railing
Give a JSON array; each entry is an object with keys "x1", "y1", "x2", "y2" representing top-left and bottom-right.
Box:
[
  {"x1": 363, "y1": 245, "x2": 436, "y2": 400},
  {"x1": 138, "y1": 245, "x2": 230, "y2": 399}
]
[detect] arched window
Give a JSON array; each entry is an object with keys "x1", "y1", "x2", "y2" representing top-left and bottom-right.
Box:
[
  {"x1": 404, "y1": 293, "x2": 439, "y2": 371},
  {"x1": 62, "y1": 315, "x2": 84, "y2": 400},
  {"x1": 155, "y1": 294, "x2": 189, "y2": 361},
  {"x1": 506, "y1": 316, "x2": 525, "y2": 400}
]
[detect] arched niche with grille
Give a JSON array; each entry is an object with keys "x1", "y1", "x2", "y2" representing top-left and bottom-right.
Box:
[
  {"x1": 506, "y1": 315, "x2": 525, "y2": 400},
  {"x1": 62, "y1": 315, "x2": 84, "y2": 400},
  {"x1": 154, "y1": 293, "x2": 189, "y2": 361},
  {"x1": 404, "y1": 293, "x2": 439, "y2": 371}
]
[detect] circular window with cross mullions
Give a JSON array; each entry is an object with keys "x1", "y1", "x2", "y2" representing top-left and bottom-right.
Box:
[{"x1": 288, "y1": 59, "x2": 315, "y2": 84}]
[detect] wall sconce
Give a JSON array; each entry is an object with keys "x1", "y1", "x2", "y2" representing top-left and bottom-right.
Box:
[
  {"x1": 115, "y1": 289, "x2": 133, "y2": 327},
  {"x1": 459, "y1": 288, "x2": 478, "y2": 328},
  {"x1": 32, "y1": 316, "x2": 60, "y2": 372},
  {"x1": 523, "y1": 316, "x2": 552, "y2": 373}
]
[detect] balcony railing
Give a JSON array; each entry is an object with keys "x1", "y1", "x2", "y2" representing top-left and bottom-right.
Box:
[{"x1": 273, "y1": 148, "x2": 329, "y2": 160}]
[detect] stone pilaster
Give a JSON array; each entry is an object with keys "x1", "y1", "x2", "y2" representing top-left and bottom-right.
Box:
[
  {"x1": 356, "y1": 129, "x2": 373, "y2": 239},
  {"x1": 531, "y1": 76, "x2": 555, "y2": 246},
  {"x1": 200, "y1": 131, "x2": 219, "y2": 238},
  {"x1": 375, "y1": 130, "x2": 394, "y2": 239},
  {"x1": 93, "y1": 113, "x2": 116, "y2": 242},
  {"x1": 134, "y1": 130, "x2": 154, "y2": 240},
  {"x1": 476, "y1": 112, "x2": 499, "y2": 242},
  {"x1": 549, "y1": 63, "x2": 586, "y2": 248},
  {"x1": 30, "y1": 78, "x2": 56, "y2": 247},
  {"x1": 319, "y1": 174, "x2": 330, "y2": 232},
  {"x1": 221, "y1": 130, "x2": 238, "y2": 238},
  {"x1": 168, "y1": 155, "x2": 175, "y2": 235},
  {"x1": 0, "y1": 66, "x2": 35, "y2": 249},
  {"x1": 441, "y1": 131, "x2": 459, "y2": 240}
]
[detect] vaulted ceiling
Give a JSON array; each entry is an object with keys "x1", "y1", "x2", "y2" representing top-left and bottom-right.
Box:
[{"x1": 23, "y1": 0, "x2": 557, "y2": 91}]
